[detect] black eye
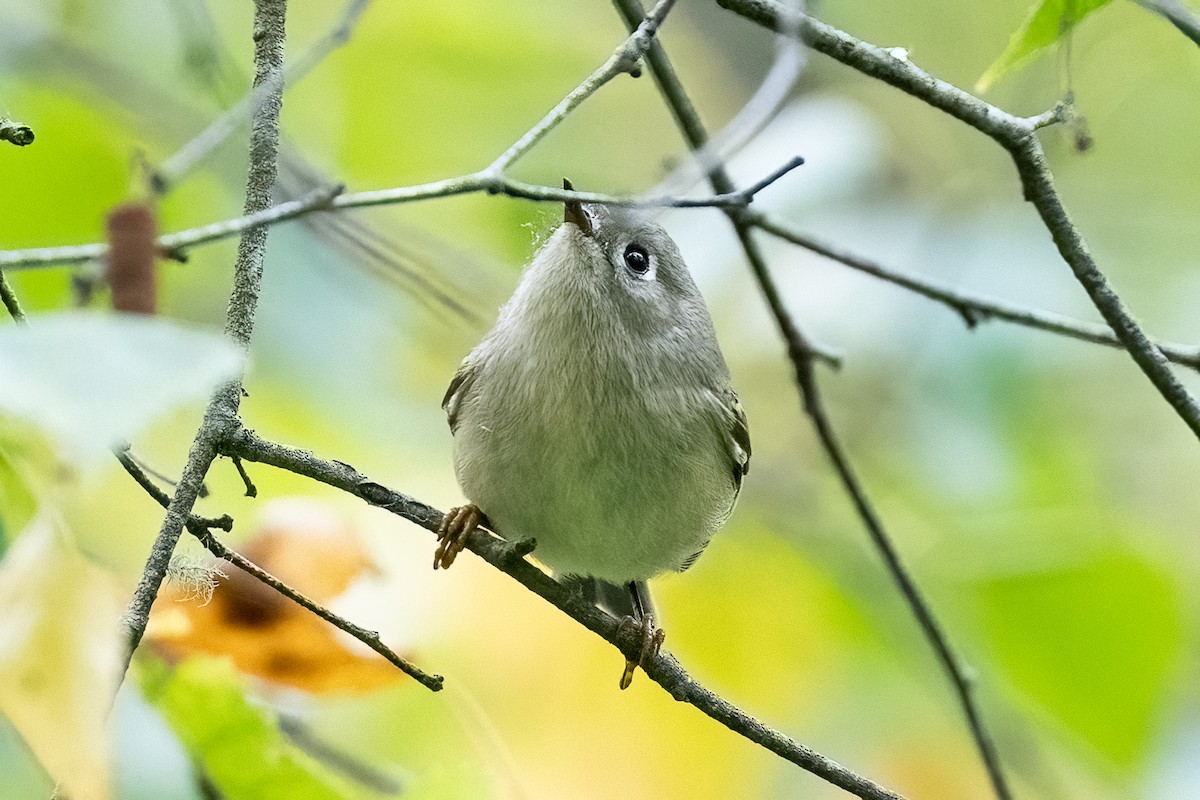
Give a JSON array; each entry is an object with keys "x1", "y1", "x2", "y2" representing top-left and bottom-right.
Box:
[{"x1": 623, "y1": 244, "x2": 650, "y2": 275}]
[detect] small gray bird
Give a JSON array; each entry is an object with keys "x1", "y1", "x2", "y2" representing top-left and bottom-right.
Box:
[{"x1": 436, "y1": 181, "x2": 749, "y2": 687}]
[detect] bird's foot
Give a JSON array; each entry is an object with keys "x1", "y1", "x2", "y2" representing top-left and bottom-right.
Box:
[
  {"x1": 434, "y1": 504, "x2": 487, "y2": 570},
  {"x1": 617, "y1": 613, "x2": 665, "y2": 690}
]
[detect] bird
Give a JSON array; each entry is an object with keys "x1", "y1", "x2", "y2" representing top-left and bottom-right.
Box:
[{"x1": 435, "y1": 180, "x2": 749, "y2": 688}]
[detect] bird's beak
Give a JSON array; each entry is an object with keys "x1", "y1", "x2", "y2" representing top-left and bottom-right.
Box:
[{"x1": 562, "y1": 178, "x2": 594, "y2": 238}]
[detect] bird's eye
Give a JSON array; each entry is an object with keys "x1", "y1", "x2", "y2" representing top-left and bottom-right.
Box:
[{"x1": 623, "y1": 243, "x2": 650, "y2": 275}]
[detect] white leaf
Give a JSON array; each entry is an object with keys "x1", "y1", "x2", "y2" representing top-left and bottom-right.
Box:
[{"x1": 0, "y1": 312, "x2": 242, "y2": 469}]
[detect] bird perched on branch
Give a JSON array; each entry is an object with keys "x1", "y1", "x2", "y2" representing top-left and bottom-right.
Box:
[{"x1": 436, "y1": 180, "x2": 749, "y2": 688}]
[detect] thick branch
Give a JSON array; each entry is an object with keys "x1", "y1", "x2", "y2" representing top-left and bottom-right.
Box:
[
  {"x1": 122, "y1": 425, "x2": 221, "y2": 661},
  {"x1": 1009, "y1": 137, "x2": 1200, "y2": 437},
  {"x1": 612, "y1": 1, "x2": 1012, "y2": 797},
  {"x1": 715, "y1": 0, "x2": 1036, "y2": 144},
  {"x1": 121, "y1": 0, "x2": 289, "y2": 667},
  {"x1": 717, "y1": 0, "x2": 1200, "y2": 440},
  {"x1": 221, "y1": 426, "x2": 903, "y2": 800}
]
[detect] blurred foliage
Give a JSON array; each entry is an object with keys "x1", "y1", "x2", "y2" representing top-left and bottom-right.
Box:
[
  {"x1": 140, "y1": 657, "x2": 353, "y2": 800},
  {"x1": 978, "y1": 0, "x2": 1117, "y2": 91},
  {"x1": 149, "y1": 499, "x2": 410, "y2": 694},
  {"x1": 1, "y1": 0, "x2": 1199, "y2": 799},
  {"x1": 0, "y1": 511, "x2": 125, "y2": 800}
]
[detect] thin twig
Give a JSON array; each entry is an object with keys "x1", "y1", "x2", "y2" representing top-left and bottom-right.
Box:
[
  {"x1": 195, "y1": 528, "x2": 444, "y2": 691},
  {"x1": 750, "y1": 213, "x2": 1200, "y2": 372},
  {"x1": 655, "y1": 0, "x2": 806, "y2": 194},
  {"x1": 154, "y1": 0, "x2": 370, "y2": 192},
  {"x1": 116, "y1": 448, "x2": 441, "y2": 690},
  {"x1": 717, "y1": 0, "x2": 1200, "y2": 441},
  {"x1": 1026, "y1": 101, "x2": 1071, "y2": 132},
  {"x1": 277, "y1": 714, "x2": 405, "y2": 795},
  {"x1": 612, "y1": 1, "x2": 1013, "y2": 797},
  {"x1": 118, "y1": 447, "x2": 212, "y2": 498},
  {"x1": 229, "y1": 455, "x2": 258, "y2": 497},
  {"x1": 486, "y1": 0, "x2": 679, "y2": 173},
  {"x1": 121, "y1": 0, "x2": 289, "y2": 670},
  {"x1": 0, "y1": 269, "x2": 26, "y2": 323},
  {"x1": 0, "y1": 163, "x2": 804, "y2": 272},
  {"x1": 115, "y1": 448, "x2": 233, "y2": 533},
  {"x1": 221, "y1": 426, "x2": 903, "y2": 800}
]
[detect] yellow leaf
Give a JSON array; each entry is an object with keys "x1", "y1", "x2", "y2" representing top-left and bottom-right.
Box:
[
  {"x1": 0, "y1": 511, "x2": 126, "y2": 800},
  {"x1": 148, "y1": 499, "x2": 407, "y2": 694}
]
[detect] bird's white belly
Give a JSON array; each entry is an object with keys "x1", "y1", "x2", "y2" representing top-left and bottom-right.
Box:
[{"x1": 453, "y1": 369, "x2": 732, "y2": 582}]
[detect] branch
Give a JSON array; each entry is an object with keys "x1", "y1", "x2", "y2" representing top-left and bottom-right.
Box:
[
  {"x1": 717, "y1": 0, "x2": 1200, "y2": 441},
  {"x1": 485, "y1": 0, "x2": 678, "y2": 173},
  {"x1": 0, "y1": 118, "x2": 35, "y2": 146},
  {"x1": 121, "y1": 0, "x2": 289, "y2": 669},
  {"x1": 220, "y1": 426, "x2": 904, "y2": 800},
  {"x1": 116, "y1": 447, "x2": 443, "y2": 691},
  {"x1": 0, "y1": 269, "x2": 26, "y2": 323},
  {"x1": 230, "y1": 455, "x2": 258, "y2": 497},
  {"x1": 115, "y1": 448, "x2": 232, "y2": 534},
  {"x1": 717, "y1": 0, "x2": 1037, "y2": 143},
  {"x1": 0, "y1": 0, "x2": 683, "y2": 273},
  {"x1": 0, "y1": 162, "x2": 805, "y2": 272},
  {"x1": 1009, "y1": 137, "x2": 1200, "y2": 436},
  {"x1": 750, "y1": 213, "x2": 1200, "y2": 372},
  {"x1": 153, "y1": 0, "x2": 370, "y2": 193},
  {"x1": 195, "y1": 528, "x2": 444, "y2": 691},
  {"x1": 1132, "y1": 0, "x2": 1200, "y2": 47},
  {"x1": 611, "y1": 1, "x2": 1013, "y2": 797}
]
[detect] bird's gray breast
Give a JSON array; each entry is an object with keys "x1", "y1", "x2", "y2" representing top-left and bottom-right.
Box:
[{"x1": 452, "y1": 319, "x2": 733, "y2": 582}]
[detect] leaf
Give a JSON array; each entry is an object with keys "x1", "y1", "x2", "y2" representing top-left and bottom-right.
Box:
[
  {"x1": 977, "y1": 0, "x2": 1116, "y2": 91},
  {"x1": 148, "y1": 499, "x2": 407, "y2": 694},
  {"x1": 0, "y1": 511, "x2": 126, "y2": 800},
  {"x1": 141, "y1": 657, "x2": 350, "y2": 800},
  {"x1": 971, "y1": 546, "x2": 1181, "y2": 767},
  {"x1": 0, "y1": 312, "x2": 242, "y2": 470},
  {"x1": 0, "y1": 443, "x2": 39, "y2": 550}
]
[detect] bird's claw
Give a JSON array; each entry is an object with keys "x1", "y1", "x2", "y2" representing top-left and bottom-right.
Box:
[
  {"x1": 617, "y1": 613, "x2": 665, "y2": 690},
  {"x1": 434, "y1": 504, "x2": 486, "y2": 570}
]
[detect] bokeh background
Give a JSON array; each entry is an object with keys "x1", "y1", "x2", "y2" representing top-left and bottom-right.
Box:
[{"x1": 1, "y1": 0, "x2": 1199, "y2": 798}]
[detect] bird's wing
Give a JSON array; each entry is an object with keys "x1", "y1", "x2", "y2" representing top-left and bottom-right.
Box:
[
  {"x1": 726, "y1": 387, "x2": 751, "y2": 486},
  {"x1": 711, "y1": 385, "x2": 751, "y2": 489},
  {"x1": 442, "y1": 358, "x2": 479, "y2": 434},
  {"x1": 679, "y1": 387, "x2": 751, "y2": 573}
]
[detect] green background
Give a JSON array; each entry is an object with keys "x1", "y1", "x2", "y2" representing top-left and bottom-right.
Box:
[{"x1": 1, "y1": 0, "x2": 1198, "y2": 797}]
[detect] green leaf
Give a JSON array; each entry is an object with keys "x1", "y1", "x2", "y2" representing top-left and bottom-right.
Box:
[
  {"x1": 977, "y1": 0, "x2": 1116, "y2": 91},
  {"x1": 0, "y1": 312, "x2": 241, "y2": 471},
  {"x1": 142, "y1": 658, "x2": 349, "y2": 800},
  {"x1": 971, "y1": 546, "x2": 1181, "y2": 768},
  {"x1": 0, "y1": 444, "x2": 38, "y2": 550}
]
